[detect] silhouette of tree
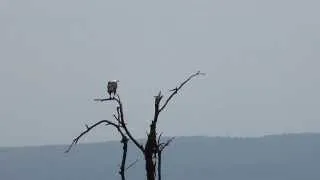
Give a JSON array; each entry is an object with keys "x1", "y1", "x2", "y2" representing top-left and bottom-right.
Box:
[{"x1": 66, "y1": 71, "x2": 204, "y2": 180}]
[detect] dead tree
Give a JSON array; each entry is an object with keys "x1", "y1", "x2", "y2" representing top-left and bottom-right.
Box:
[
  {"x1": 65, "y1": 99, "x2": 130, "y2": 180},
  {"x1": 66, "y1": 71, "x2": 204, "y2": 180},
  {"x1": 145, "y1": 71, "x2": 205, "y2": 180}
]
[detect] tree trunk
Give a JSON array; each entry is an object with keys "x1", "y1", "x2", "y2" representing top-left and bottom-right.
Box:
[
  {"x1": 144, "y1": 122, "x2": 157, "y2": 180},
  {"x1": 157, "y1": 151, "x2": 162, "y2": 180},
  {"x1": 144, "y1": 151, "x2": 155, "y2": 180},
  {"x1": 119, "y1": 136, "x2": 128, "y2": 180}
]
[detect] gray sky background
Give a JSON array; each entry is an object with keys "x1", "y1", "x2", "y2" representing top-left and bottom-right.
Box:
[{"x1": 1, "y1": 0, "x2": 320, "y2": 147}]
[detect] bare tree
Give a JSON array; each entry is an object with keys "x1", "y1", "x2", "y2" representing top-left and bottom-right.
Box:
[
  {"x1": 144, "y1": 71, "x2": 205, "y2": 180},
  {"x1": 65, "y1": 71, "x2": 204, "y2": 180}
]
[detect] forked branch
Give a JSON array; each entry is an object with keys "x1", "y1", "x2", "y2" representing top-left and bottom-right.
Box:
[{"x1": 94, "y1": 96, "x2": 144, "y2": 152}]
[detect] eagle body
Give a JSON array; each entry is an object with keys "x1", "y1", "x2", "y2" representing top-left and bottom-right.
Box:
[{"x1": 107, "y1": 80, "x2": 119, "y2": 98}]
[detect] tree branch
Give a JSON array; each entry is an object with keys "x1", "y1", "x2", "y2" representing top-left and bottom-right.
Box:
[
  {"x1": 157, "y1": 132, "x2": 163, "y2": 145},
  {"x1": 65, "y1": 120, "x2": 120, "y2": 153},
  {"x1": 159, "y1": 137, "x2": 175, "y2": 152},
  {"x1": 65, "y1": 119, "x2": 129, "y2": 180},
  {"x1": 159, "y1": 71, "x2": 205, "y2": 112},
  {"x1": 95, "y1": 96, "x2": 145, "y2": 152},
  {"x1": 125, "y1": 158, "x2": 140, "y2": 171}
]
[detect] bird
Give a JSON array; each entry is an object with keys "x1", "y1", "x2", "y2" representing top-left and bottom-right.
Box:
[{"x1": 107, "y1": 80, "x2": 119, "y2": 98}]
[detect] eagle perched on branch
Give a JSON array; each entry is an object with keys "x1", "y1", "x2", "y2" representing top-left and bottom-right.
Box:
[{"x1": 107, "y1": 80, "x2": 119, "y2": 98}]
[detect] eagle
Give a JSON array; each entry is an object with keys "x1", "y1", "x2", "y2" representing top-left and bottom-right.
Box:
[{"x1": 107, "y1": 80, "x2": 119, "y2": 98}]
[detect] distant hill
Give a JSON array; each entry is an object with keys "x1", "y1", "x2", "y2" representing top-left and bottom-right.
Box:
[{"x1": 1, "y1": 133, "x2": 320, "y2": 180}]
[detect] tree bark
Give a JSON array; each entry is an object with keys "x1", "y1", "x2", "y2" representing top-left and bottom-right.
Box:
[
  {"x1": 157, "y1": 151, "x2": 162, "y2": 180},
  {"x1": 119, "y1": 136, "x2": 128, "y2": 180},
  {"x1": 144, "y1": 122, "x2": 157, "y2": 180},
  {"x1": 144, "y1": 151, "x2": 155, "y2": 180}
]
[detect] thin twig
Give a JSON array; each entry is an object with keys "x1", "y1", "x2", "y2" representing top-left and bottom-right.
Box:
[
  {"x1": 125, "y1": 158, "x2": 140, "y2": 171},
  {"x1": 159, "y1": 137, "x2": 175, "y2": 152},
  {"x1": 157, "y1": 132, "x2": 163, "y2": 145}
]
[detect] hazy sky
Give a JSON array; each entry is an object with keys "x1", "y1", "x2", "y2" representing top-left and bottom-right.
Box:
[{"x1": 1, "y1": 0, "x2": 320, "y2": 147}]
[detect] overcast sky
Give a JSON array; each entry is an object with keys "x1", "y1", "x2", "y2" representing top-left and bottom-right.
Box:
[{"x1": 1, "y1": 0, "x2": 320, "y2": 147}]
